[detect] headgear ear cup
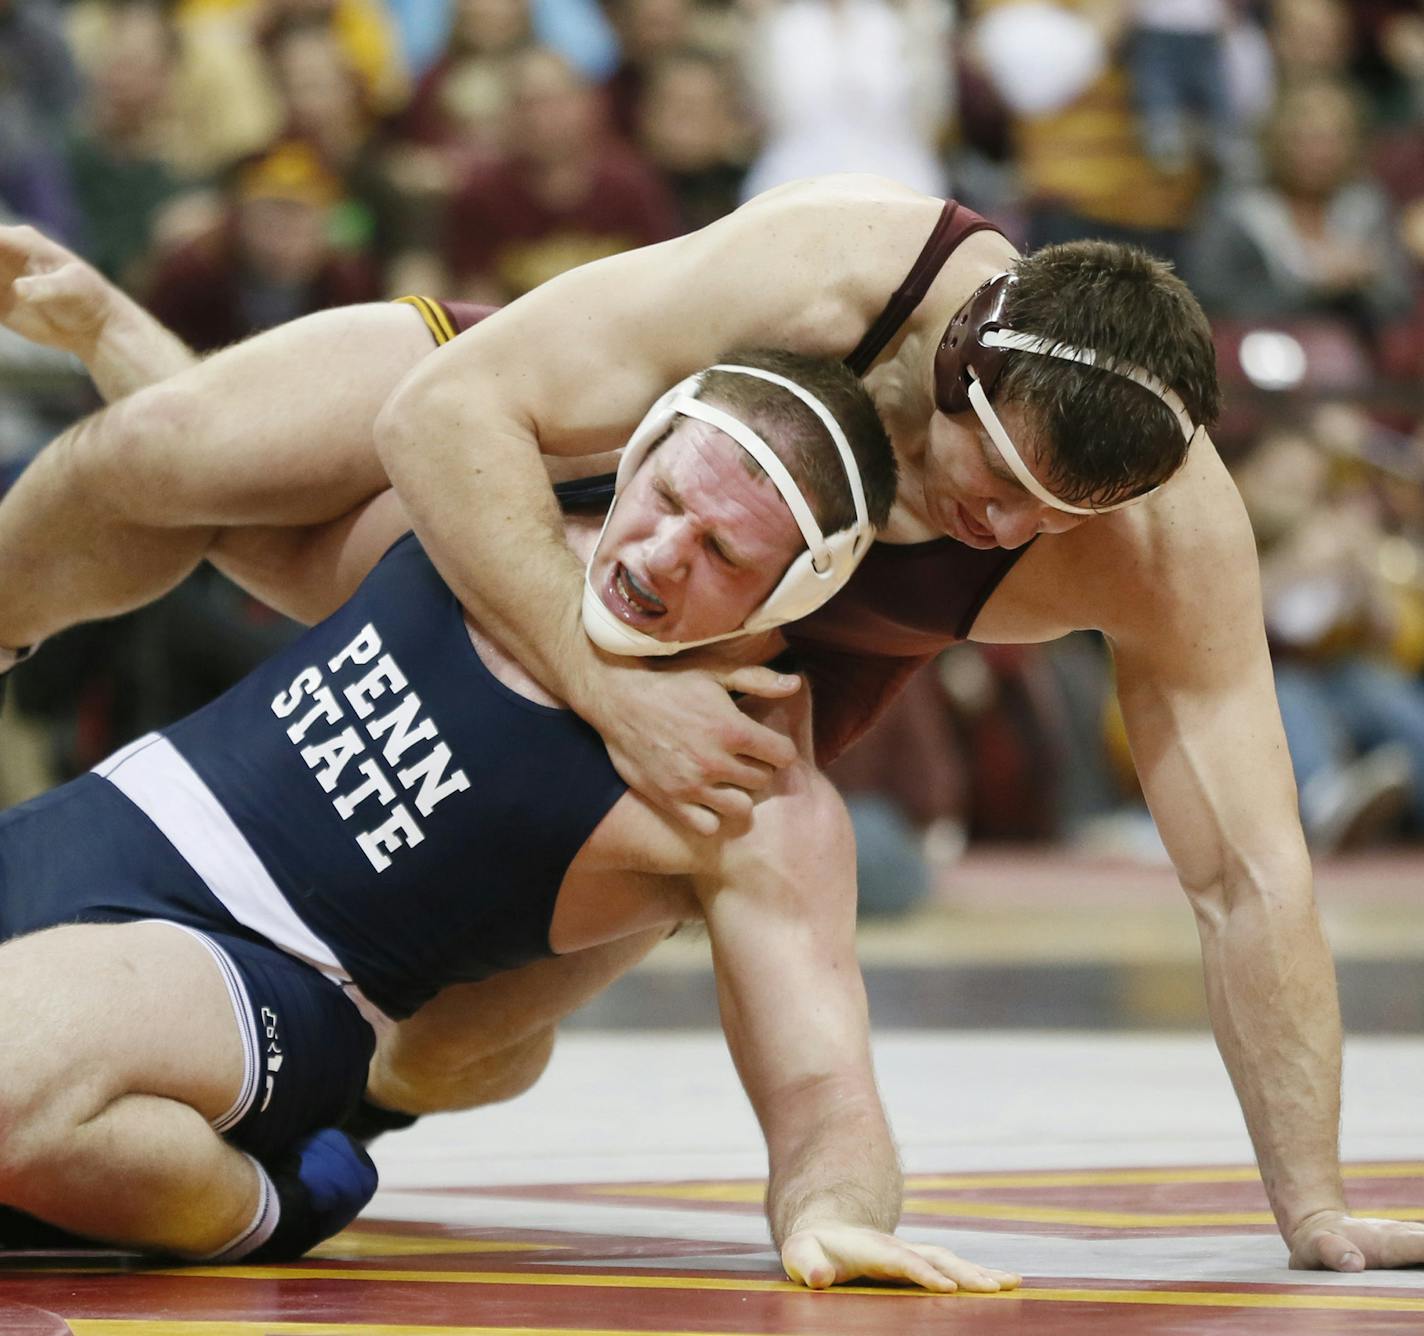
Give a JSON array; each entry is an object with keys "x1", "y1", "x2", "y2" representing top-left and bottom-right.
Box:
[{"x1": 934, "y1": 272, "x2": 1018, "y2": 415}]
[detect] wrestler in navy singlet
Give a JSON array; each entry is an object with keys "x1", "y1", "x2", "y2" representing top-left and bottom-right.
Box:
[{"x1": 101, "y1": 533, "x2": 629, "y2": 1021}]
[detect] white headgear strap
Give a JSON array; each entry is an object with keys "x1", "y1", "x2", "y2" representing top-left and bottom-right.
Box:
[
  {"x1": 581, "y1": 364, "x2": 872, "y2": 657},
  {"x1": 969, "y1": 328, "x2": 1199, "y2": 517}
]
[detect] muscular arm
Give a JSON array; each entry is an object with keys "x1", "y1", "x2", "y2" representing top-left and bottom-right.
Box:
[
  {"x1": 374, "y1": 179, "x2": 939, "y2": 831},
  {"x1": 1093, "y1": 443, "x2": 1424, "y2": 1270},
  {"x1": 690, "y1": 698, "x2": 1016, "y2": 1293}
]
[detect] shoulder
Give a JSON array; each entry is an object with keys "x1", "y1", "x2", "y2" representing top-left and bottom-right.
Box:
[
  {"x1": 676, "y1": 176, "x2": 956, "y2": 354},
  {"x1": 1064, "y1": 434, "x2": 1259, "y2": 645},
  {"x1": 723, "y1": 175, "x2": 946, "y2": 258},
  {"x1": 983, "y1": 433, "x2": 1257, "y2": 649}
]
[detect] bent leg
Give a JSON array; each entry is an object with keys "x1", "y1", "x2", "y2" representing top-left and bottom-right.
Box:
[
  {"x1": 0, "y1": 921, "x2": 261, "y2": 1253},
  {"x1": 0, "y1": 302, "x2": 434, "y2": 648},
  {"x1": 367, "y1": 929, "x2": 670, "y2": 1115}
]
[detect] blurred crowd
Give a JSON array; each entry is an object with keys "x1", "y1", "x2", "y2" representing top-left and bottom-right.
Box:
[{"x1": 1, "y1": 0, "x2": 1422, "y2": 900}]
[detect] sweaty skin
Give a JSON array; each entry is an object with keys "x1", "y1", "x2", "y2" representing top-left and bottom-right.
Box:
[{"x1": 2, "y1": 180, "x2": 1423, "y2": 1274}]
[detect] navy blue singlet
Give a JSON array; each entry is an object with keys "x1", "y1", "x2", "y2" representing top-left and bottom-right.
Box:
[{"x1": 100, "y1": 534, "x2": 629, "y2": 1019}]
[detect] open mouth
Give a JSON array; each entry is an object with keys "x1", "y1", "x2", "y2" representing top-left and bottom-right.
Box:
[
  {"x1": 956, "y1": 503, "x2": 996, "y2": 545},
  {"x1": 605, "y1": 562, "x2": 667, "y2": 623}
]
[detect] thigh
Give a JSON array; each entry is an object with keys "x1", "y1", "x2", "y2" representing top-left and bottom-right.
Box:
[
  {"x1": 110, "y1": 302, "x2": 434, "y2": 529},
  {"x1": 0, "y1": 921, "x2": 247, "y2": 1130},
  {"x1": 205, "y1": 927, "x2": 376, "y2": 1159}
]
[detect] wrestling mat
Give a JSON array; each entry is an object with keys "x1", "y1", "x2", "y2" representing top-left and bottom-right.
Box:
[{"x1": 3, "y1": 1032, "x2": 1422, "y2": 1335}]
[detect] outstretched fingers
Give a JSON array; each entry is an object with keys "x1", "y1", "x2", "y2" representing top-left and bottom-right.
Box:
[
  {"x1": 909, "y1": 1243, "x2": 1021, "y2": 1293},
  {"x1": 781, "y1": 1227, "x2": 1017, "y2": 1295}
]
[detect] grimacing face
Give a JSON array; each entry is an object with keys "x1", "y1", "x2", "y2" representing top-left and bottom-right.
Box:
[{"x1": 587, "y1": 418, "x2": 805, "y2": 645}]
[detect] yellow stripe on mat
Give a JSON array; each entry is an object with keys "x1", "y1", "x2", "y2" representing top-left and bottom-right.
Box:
[
  {"x1": 125, "y1": 1267, "x2": 1424, "y2": 1311},
  {"x1": 597, "y1": 1163, "x2": 1424, "y2": 1201},
  {"x1": 64, "y1": 1283, "x2": 1424, "y2": 1336}
]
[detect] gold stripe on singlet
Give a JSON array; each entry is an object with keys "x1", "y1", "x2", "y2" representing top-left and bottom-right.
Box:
[{"x1": 394, "y1": 295, "x2": 457, "y2": 346}]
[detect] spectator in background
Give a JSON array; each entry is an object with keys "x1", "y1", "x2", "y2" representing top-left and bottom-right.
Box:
[
  {"x1": 1186, "y1": 77, "x2": 1416, "y2": 336},
  {"x1": 156, "y1": 0, "x2": 410, "y2": 149},
  {"x1": 1234, "y1": 412, "x2": 1424, "y2": 849},
  {"x1": 145, "y1": 141, "x2": 379, "y2": 351},
  {"x1": 1125, "y1": 0, "x2": 1244, "y2": 178},
  {"x1": 1269, "y1": 0, "x2": 1355, "y2": 85},
  {"x1": 0, "y1": 0, "x2": 82, "y2": 242},
  {"x1": 1371, "y1": 2, "x2": 1424, "y2": 123},
  {"x1": 441, "y1": 47, "x2": 677, "y2": 302},
  {"x1": 265, "y1": 17, "x2": 408, "y2": 274},
  {"x1": 69, "y1": 0, "x2": 280, "y2": 179},
  {"x1": 602, "y1": 0, "x2": 699, "y2": 139},
  {"x1": 738, "y1": 0, "x2": 951, "y2": 201},
  {"x1": 395, "y1": 0, "x2": 533, "y2": 164},
  {"x1": 967, "y1": 0, "x2": 1204, "y2": 264},
  {"x1": 64, "y1": 0, "x2": 187, "y2": 288},
  {"x1": 635, "y1": 49, "x2": 749, "y2": 232}
]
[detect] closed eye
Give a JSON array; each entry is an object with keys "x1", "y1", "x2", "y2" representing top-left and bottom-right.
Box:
[{"x1": 706, "y1": 535, "x2": 739, "y2": 567}]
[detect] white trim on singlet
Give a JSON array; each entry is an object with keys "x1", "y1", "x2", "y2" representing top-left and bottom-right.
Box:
[
  {"x1": 141, "y1": 918, "x2": 260, "y2": 1135},
  {"x1": 94, "y1": 732, "x2": 351, "y2": 986}
]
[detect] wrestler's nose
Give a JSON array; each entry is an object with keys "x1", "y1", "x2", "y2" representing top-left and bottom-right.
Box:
[
  {"x1": 642, "y1": 518, "x2": 694, "y2": 583},
  {"x1": 984, "y1": 499, "x2": 1045, "y2": 549}
]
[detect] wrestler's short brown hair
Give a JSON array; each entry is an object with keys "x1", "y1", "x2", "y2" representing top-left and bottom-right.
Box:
[
  {"x1": 1001, "y1": 241, "x2": 1222, "y2": 507},
  {"x1": 698, "y1": 348, "x2": 897, "y2": 534}
]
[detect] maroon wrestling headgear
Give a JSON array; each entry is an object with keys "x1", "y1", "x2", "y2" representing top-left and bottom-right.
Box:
[{"x1": 931, "y1": 272, "x2": 1197, "y2": 515}]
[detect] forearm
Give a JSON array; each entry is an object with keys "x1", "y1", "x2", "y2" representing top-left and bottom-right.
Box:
[
  {"x1": 1195, "y1": 870, "x2": 1347, "y2": 1239},
  {"x1": 765, "y1": 1082, "x2": 902, "y2": 1247},
  {"x1": 85, "y1": 288, "x2": 197, "y2": 402},
  {"x1": 375, "y1": 378, "x2": 602, "y2": 710}
]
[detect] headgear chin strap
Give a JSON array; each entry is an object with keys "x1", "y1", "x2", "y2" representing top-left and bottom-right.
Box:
[
  {"x1": 934, "y1": 272, "x2": 1199, "y2": 517},
  {"x1": 581, "y1": 364, "x2": 873, "y2": 657}
]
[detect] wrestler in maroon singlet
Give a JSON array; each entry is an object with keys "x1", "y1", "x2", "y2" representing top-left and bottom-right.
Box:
[{"x1": 400, "y1": 200, "x2": 1020, "y2": 763}]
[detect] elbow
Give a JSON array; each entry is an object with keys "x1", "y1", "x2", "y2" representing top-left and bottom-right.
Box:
[{"x1": 1184, "y1": 844, "x2": 1315, "y2": 934}]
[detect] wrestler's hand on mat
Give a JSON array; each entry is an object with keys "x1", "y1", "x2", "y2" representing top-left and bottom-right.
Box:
[
  {"x1": 593, "y1": 660, "x2": 801, "y2": 835},
  {"x1": 781, "y1": 1224, "x2": 1021, "y2": 1294},
  {"x1": 1288, "y1": 1210, "x2": 1424, "y2": 1271},
  {"x1": 0, "y1": 224, "x2": 115, "y2": 358}
]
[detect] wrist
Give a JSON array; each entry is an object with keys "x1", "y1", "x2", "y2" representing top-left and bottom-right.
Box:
[
  {"x1": 79, "y1": 286, "x2": 138, "y2": 362},
  {"x1": 559, "y1": 640, "x2": 613, "y2": 717},
  {"x1": 1282, "y1": 1199, "x2": 1350, "y2": 1244}
]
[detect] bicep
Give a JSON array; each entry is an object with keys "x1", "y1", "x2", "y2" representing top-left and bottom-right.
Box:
[
  {"x1": 383, "y1": 186, "x2": 896, "y2": 459},
  {"x1": 1110, "y1": 535, "x2": 1308, "y2": 901}
]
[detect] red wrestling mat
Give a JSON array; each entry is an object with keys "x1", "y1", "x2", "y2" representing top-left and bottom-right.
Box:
[
  {"x1": 5, "y1": 1163, "x2": 1424, "y2": 1336},
  {"x1": 477, "y1": 1162, "x2": 1424, "y2": 1239}
]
